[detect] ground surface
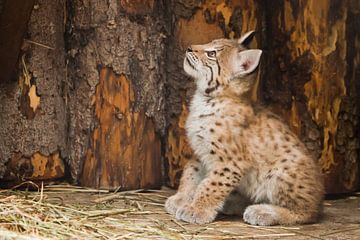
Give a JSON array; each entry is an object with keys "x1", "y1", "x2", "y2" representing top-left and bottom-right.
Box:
[{"x1": 0, "y1": 184, "x2": 359, "y2": 239}]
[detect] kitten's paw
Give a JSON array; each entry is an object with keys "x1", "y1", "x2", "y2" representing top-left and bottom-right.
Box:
[
  {"x1": 243, "y1": 205, "x2": 278, "y2": 226},
  {"x1": 175, "y1": 204, "x2": 217, "y2": 224},
  {"x1": 165, "y1": 194, "x2": 190, "y2": 215}
]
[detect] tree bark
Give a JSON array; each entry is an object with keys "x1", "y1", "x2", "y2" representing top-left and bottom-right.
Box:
[
  {"x1": 165, "y1": 0, "x2": 360, "y2": 193},
  {"x1": 262, "y1": 0, "x2": 360, "y2": 193},
  {"x1": 66, "y1": 0, "x2": 166, "y2": 189},
  {"x1": 0, "y1": 0, "x2": 358, "y2": 193},
  {"x1": 0, "y1": 0, "x2": 67, "y2": 185}
]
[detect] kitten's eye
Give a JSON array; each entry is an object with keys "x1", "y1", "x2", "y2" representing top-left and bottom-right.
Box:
[{"x1": 206, "y1": 51, "x2": 216, "y2": 58}]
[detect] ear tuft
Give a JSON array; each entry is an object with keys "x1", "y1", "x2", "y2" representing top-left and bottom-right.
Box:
[
  {"x1": 235, "y1": 49, "x2": 262, "y2": 76},
  {"x1": 238, "y1": 30, "x2": 256, "y2": 47}
]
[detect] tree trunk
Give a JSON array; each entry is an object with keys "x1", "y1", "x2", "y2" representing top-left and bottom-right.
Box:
[
  {"x1": 165, "y1": 0, "x2": 360, "y2": 193},
  {"x1": 0, "y1": 0, "x2": 358, "y2": 193},
  {"x1": 262, "y1": 0, "x2": 360, "y2": 193},
  {"x1": 66, "y1": 0, "x2": 166, "y2": 190},
  {"x1": 0, "y1": 0, "x2": 67, "y2": 185}
]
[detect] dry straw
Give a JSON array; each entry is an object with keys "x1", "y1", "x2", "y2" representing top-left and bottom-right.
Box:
[{"x1": 0, "y1": 182, "x2": 299, "y2": 240}]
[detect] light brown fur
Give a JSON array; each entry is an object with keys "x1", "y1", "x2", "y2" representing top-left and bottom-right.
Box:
[{"x1": 165, "y1": 31, "x2": 324, "y2": 225}]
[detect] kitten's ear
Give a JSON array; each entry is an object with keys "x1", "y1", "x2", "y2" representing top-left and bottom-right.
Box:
[
  {"x1": 238, "y1": 30, "x2": 256, "y2": 47},
  {"x1": 234, "y1": 49, "x2": 262, "y2": 76}
]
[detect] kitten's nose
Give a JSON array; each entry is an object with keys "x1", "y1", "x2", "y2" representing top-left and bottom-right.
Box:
[{"x1": 187, "y1": 46, "x2": 193, "y2": 52}]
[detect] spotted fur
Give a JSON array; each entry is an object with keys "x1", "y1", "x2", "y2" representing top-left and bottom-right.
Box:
[{"x1": 165, "y1": 31, "x2": 324, "y2": 225}]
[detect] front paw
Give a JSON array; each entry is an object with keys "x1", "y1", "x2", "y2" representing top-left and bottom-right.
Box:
[
  {"x1": 175, "y1": 204, "x2": 217, "y2": 224},
  {"x1": 165, "y1": 193, "x2": 190, "y2": 215}
]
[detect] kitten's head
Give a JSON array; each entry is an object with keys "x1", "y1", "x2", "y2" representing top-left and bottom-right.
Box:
[{"x1": 183, "y1": 31, "x2": 262, "y2": 96}]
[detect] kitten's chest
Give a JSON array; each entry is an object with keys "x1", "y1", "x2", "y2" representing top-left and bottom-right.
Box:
[{"x1": 186, "y1": 96, "x2": 217, "y2": 147}]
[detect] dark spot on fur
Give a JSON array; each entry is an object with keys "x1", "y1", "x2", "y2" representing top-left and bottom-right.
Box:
[
  {"x1": 210, "y1": 128, "x2": 215, "y2": 133},
  {"x1": 193, "y1": 167, "x2": 199, "y2": 172},
  {"x1": 284, "y1": 181, "x2": 294, "y2": 188},
  {"x1": 199, "y1": 113, "x2": 215, "y2": 118},
  {"x1": 211, "y1": 182, "x2": 217, "y2": 186},
  {"x1": 211, "y1": 141, "x2": 220, "y2": 149},
  {"x1": 210, "y1": 150, "x2": 216, "y2": 154},
  {"x1": 223, "y1": 167, "x2": 230, "y2": 172},
  {"x1": 289, "y1": 173, "x2": 297, "y2": 178},
  {"x1": 218, "y1": 182, "x2": 223, "y2": 186},
  {"x1": 197, "y1": 135, "x2": 204, "y2": 139},
  {"x1": 215, "y1": 121, "x2": 222, "y2": 126},
  {"x1": 281, "y1": 159, "x2": 287, "y2": 163}
]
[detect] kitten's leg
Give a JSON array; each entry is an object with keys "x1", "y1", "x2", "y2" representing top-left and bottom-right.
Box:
[
  {"x1": 165, "y1": 158, "x2": 203, "y2": 215},
  {"x1": 243, "y1": 162, "x2": 323, "y2": 226},
  {"x1": 221, "y1": 190, "x2": 250, "y2": 216},
  {"x1": 176, "y1": 165, "x2": 243, "y2": 224},
  {"x1": 243, "y1": 204, "x2": 319, "y2": 226}
]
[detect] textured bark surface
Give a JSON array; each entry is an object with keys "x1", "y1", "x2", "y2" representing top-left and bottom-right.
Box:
[
  {"x1": 262, "y1": 0, "x2": 360, "y2": 193},
  {"x1": 165, "y1": 0, "x2": 360, "y2": 193},
  {"x1": 0, "y1": 0, "x2": 67, "y2": 182},
  {"x1": 0, "y1": 0, "x2": 35, "y2": 82},
  {"x1": 66, "y1": 0, "x2": 166, "y2": 189},
  {"x1": 80, "y1": 68, "x2": 162, "y2": 189},
  {"x1": 0, "y1": 0, "x2": 358, "y2": 193}
]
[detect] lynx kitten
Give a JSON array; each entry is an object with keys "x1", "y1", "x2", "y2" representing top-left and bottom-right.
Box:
[{"x1": 165, "y1": 31, "x2": 324, "y2": 225}]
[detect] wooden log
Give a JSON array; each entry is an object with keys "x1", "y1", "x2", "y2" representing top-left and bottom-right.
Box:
[
  {"x1": 165, "y1": 0, "x2": 360, "y2": 193},
  {"x1": 67, "y1": 0, "x2": 166, "y2": 189},
  {"x1": 0, "y1": 0, "x2": 67, "y2": 182},
  {"x1": 262, "y1": 0, "x2": 360, "y2": 193},
  {"x1": 0, "y1": 0, "x2": 35, "y2": 82}
]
